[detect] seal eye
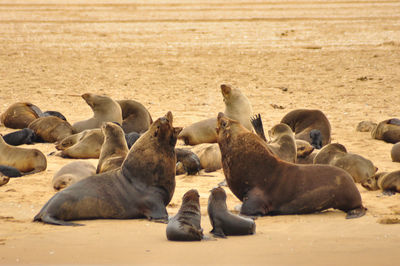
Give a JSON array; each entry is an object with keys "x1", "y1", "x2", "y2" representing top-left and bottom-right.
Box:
[{"x1": 220, "y1": 120, "x2": 227, "y2": 129}]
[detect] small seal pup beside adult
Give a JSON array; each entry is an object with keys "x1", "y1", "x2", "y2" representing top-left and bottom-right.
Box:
[
  {"x1": 216, "y1": 113, "x2": 366, "y2": 218},
  {"x1": 34, "y1": 111, "x2": 182, "y2": 226},
  {"x1": 178, "y1": 84, "x2": 253, "y2": 145},
  {"x1": 361, "y1": 170, "x2": 400, "y2": 195},
  {"x1": 52, "y1": 161, "x2": 96, "y2": 190}
]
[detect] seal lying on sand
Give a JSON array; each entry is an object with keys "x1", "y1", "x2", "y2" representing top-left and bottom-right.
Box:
[
  {"x1": 0, "y1": 173, "x2": 10, "y2": 187},
  {"x1": 191, "y1": 143, "x2": 222, "y2": 172},
  {"x1": 0, "y1": 165, "x2": 23, "y2": 177},
  {"x1": 52, "y1": 161, "x2": 96, "y2": 191},
  {"x1": 2, "y1": 128, "x2": 36, "y2": 146},
  {"x1": 55, "y1": 129, "x2": 104, "y2": 159},
  {"x1": 371, "y1": 119, "x2": 400, "y2": 144},
  {"x1": 313, "y1": 143, "x2": 377, "y2": 183},
  {"x1": 361, "y1": 170, "x2": 400, "y2": 195},
  {"x1": 42, "y1": 111, "x2": 67, "y2": 121},
  {"x1": 216, "y1": 113, "x2": 366, "y2": 219},
  {"x1": 0, "y1": 102, "x2": 41, "y2": 129},
  {"x1": 28, "y1": 116, "x2": 74, "y2": 143},
  {"x1": 175, "y1": 148, "x2": 201, "y2": 175},
  {"x1": 178, "y1": 84, "x2": 253, "y2": 145},
  {"x1": 166, "y1": 189, "x2": 203, "y2": 241},
  {"x1": 208, "y1": 187, "x2": 255, "y2": 238},
  {"x1": 117, "y1": 100, "x2": 153, "y2": 134},
  {"x1": 33, "y1": 111, "x2": 181, "y2": 226},
  {"x1": 391, "y1": 142, "x2": 400, "y2": 162},
  {"x1": 356, "y1": 121, "x2": 377, "y2": 132}
]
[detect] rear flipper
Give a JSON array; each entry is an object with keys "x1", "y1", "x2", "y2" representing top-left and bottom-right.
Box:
[
  {"x1": 251, "y1": 114, "x2": 267, "y2": 142},
  {"x1": 210, "y1": 226, "x2": 227, "y2": 238},
  {"x1": 345, "y1": 206, "x2": 367, "y2": 219},
  {"x1": 33, "y1": 214, "x2": 84, "y2": 226}
]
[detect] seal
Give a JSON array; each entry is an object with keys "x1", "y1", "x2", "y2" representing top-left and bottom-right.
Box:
[
  {"x1": 175, "y1": 148, "x2": 201, "y2": 175},
  {"x1": 295, "y1": 139, "x2": 315, "y2": 163},
  {"x1": 356, "y1": 121, "x2": 377, "y2": 132},
  {"x1": 178, "y1": 84, "x2": 253, "y2": 145},
  {"x1": 28, "y1": 116, "x2": 74, "y2": 143},
  {"x1": 216, "y1": 112, "x2": 366, "y2": 219},
  {"x1": 96, "y1": 122, "x2": 129, "y2": 173},
  {"x1": 361, "y1": 170, "x2": 400, "y2": 195},
  {"x1": 42, "y1": 111, "x2": 67, "y2": 121},
  {"x1": 33, "y1": 111, "x2": 181, "y2": 226},
  {"x1": 208, "y1": 187, "x2": 255, "y2": 238},
  {"x1": 267, "y1": 123, "x2": 296, "y2": 163},
  {"x1": 55, "y1": 129, "x2": 104, "y2": 159},
  {"x1": 72, "y1": 93, "x2": 122, "y2": 133},
  {"x1": 52, "y1": 161, "x2": 96, "y2": 190},
  {"x1": 191, "y1": 143, "x2": 222, "y2": 172},
  {"x1": 391, "y1": 142, "x2": 400, "y2": 162},
  {"x1": 2, "y1": 128, "x2": 37, "y2": 146},
  {"x1": 117, "y1": 100, "x2": 153, "y2": 134},
  {"x1": 125, "y1": 132, "x2": 141, "y2": 149},
  {"x1": 0, "y1": 173, "x2": 10, "y2": 187},
  {"x1": 371, "y1": 118, "x2": 400, "y2": 144},
  {"x1": 166, "y1": 189, "x2": 203, "y2": 241},
  {"x1": 280, "y1": 109, "x2": 331, "y2": 148},
  {"x1": 0, "y1": 102, "x2": 42, "y2": 129},
  {"x1": 0, "y1": 165, "x2": 23, "y2": 177},
  {"x1": 0, "y1": 135, "x2": 47, "y2": 174},
  {"x1": 313, "y1": 143, "x2": 378, "y2": 183}
]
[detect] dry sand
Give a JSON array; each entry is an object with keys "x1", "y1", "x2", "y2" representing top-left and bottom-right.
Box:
[{"x1": 1, "y1": 0, "x2": 400, "y2": 264}]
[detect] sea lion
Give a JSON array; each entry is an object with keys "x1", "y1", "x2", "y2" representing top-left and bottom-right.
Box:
[
  {"x1": 72, "y1": 93, "x2": 122, "y2": 133},
  {"x1": 28, "y1": 116, "x2": 74, "y2": 143},
  {"x1": 295, "y1": 140, "x2": 315, "y2": 161},
  {"x1": 33, "y1": 111, "x2": 181, "y2": 226},
  {"x1": 166, "y1": 189, "x2": 203, "y2": 241},
  {"x1": 96, "y1": 122, "x2": 129, "y2": 173},
  {"x1": 178, "y1": 84, "x2": 253, "y2": 145},
  {"x1": 356, "y1": 121, "x2": 377, "y2": 132},
  {"x1": 175, "y1": 148, "x2": 201, "y2": 175},
  {"x1": 208, "y1": 187, "x2": 255, "y2": 238},
  {"x1": 2, "y1": 128, "x2": 36, "y2": 146},
  {"x1": 52, "y1": 161, "x2": 96, "y2": 190},
  {"x1": 117, "y1": 100, "x2": 153, "y2": 134},
  {"x1": 361, "y1": 170, "x2": 400, "y2": 195},
  {"x1": 0, "y1": 165, "x2": 23, "y2": 177},
  {"x1": 313, "y1": 143, "x2": 377, "y2": 183},
  {"x1": 371, "y1": 119, "x2": 400, "y2": 144},
  {"x1": 0, "y1": 102, "x2": 42, "y2": 129},
  {"x1": 216, "y1": 112, "x2": 366, "y2": 219},
  {"x1": 391, "y1": 142, "x2": 400, "y2": 162},
  {"x1": 125, "y1": 132, "x2": 141, "y2": 149},
  {"x1": 55, "y1": 129, "x2": 104, "y2": 159},
  {"x1": 191, "y1": 143, "x2": 222, "y2": 172},
  {"x1": 0, "y1": 135, "x2": 47, "y2": 174},
  {"x1": 266, "y1": 123, "x2": 296, "y2": 163},
  {"x1": 280, "y1": 109, "x2": 331, "y2": 148},
  {"x1": 42, "y1": 111, "x2": 67, "y2": 121},
  {"x1": 0, "y1": 173, "x2": 10, "y2": 187}
]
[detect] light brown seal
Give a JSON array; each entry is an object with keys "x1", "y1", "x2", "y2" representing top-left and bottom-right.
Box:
[
  {"x1": 0, "y1": 135, "x2": 47, "y2": 174},
  {"x1": 216, "y1": 112, "x2": 366, "y2": 219},
  {"x1": 266, "y1": 123, "x2": 296, "y2": 163},
  {"x1": 72, "y1": 93, "x2": 122, "y2": 133},
  {"x1": 371, "y1": 119, "x2": 400, "y2": 144},
  {"x1": 0, "y1": 102, "x2": 42, "y2": 129},
  {"x1": 28, "y1": 116, "x2": 74, "y2": 143},
  {"x1": 391, "y1": 142, "x2": 400, "y2": 162},
  {"x1": 178, "y1": 84, "x2": 253, "y2": 145},
  {"x1": 55, "y1": 129, "x2": 104, "y2": 159},
  {"x1": 117, "y1": 99, "x2": 153, "y2": 134},
  {"x1": 356, "y1": 121, "x2": 377, "y2": 132},
  {"x1": 52, "y1": 161, "x2": 96, "y2": 190},
  {"x1": 96, "y1": 122, "x2": 129, "y2": 173},
  {"x1": 191, "y1": 143, "x2": 222, "y2": 172},
  {"x1": 313, "y1": 143, "x2": 377, "y2": 183},
  {"x1": 295, "y1": 139, "x2": 315, "y2": 164},
  {"x1": 361, "y1": 170, "x2": 400, "y2": 195}
]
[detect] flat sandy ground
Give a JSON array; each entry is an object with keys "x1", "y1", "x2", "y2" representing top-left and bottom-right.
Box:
[{"x1": 1, "y1": 0, "x2": 400, "y2": 265}]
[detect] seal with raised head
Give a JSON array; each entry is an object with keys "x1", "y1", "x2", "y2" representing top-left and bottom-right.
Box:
[
  {"x1": 280, "y1": 109, "x2": 331, "y2": 148},
  {"x1": 52, "y1": 161, "x2": 96, "y2": 190},
  {"x1": 178, "y1": 84, "x2": 253, "y2": 145},
  {"x1": 361, "y1": 170, "x2": 400, "y2": 195},
  {"x1": 216, "y1": 112, "x2": 366, "y2": 219},
  {"x1": 208, "y1": 187, "x2": 255, "y2": 238},
  {"x1": 0, "y1": 135, "x2": 47, "y2": 174},
  {"x1": 166, "y1": 189, "x2": 203, "y2": 241},
  {"x1": 391, "y1": 142, "x2": 400, "y2": 162},
  {"x1": 96, "y1": 122, "x2": 129, "y2": 173},
  {"x1": 117, "y1": 99, "x2": 152, "y2": 134},
  {"x1": 313, "y1": 143, "x2": 377, "y2": 183},
  {"x1": 28, "y1": 116, "x2": 74, "y2": 143},
  {"x1": 2, "y1": 128, "x2": 36, "y2": 146},
  {"x1": 72, "y1": 93, "x2": 122, "y2": 133},
  {"x1": 1, "y1": 102, "x2": 42, "y2": 129},
  {"x1": 175, "y1": 148, "x2": 201, "y2": 175},
  {"x1": 33, "y1": 111, "x2": 181, "y2": 226},
  {"x1": 371, "y1": 119, "x2": 400, "y2": 144}
]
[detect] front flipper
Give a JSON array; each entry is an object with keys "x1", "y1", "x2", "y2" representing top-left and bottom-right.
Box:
[
  {"x1": 210, "y1": 227, "x2": 227, "y2": 238},
  {"x1": 346, "y1": 206, "x2": 367, "y2": 219},
  {"x1": 251, "y1": 114, "x2": 267, "y2": 142},
  {"x1": 33, "y1": 214, "x2": 84, "y2": 226},
  {"x1": 240, "y1": 189, "x2": 269, "y2": 216}
]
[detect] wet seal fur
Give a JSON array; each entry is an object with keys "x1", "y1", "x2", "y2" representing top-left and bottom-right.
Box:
[
  {"x1": 208, "y1": 187, "x2": 255, "y2": 238},
  {"x1": 34, "y1": 111, "x2": 181, "y2": 226},
  {"x1": 391, "y1": 142, "x2": 400, "y2": 162},
  {"x1": 0, "y1": 165, "x2": 23, "y2": 177},
  {"x1": 28, "y1": 116, "x2": 74, "y2": 143},
  {"x1": 117, "y1": 100, "x2": 153, "y2": 134},
  {"x1": 166, "y1": 189, "x2": 203, "y2": 241},
  {"x1": 371, "y1": 119, "x2": 400, "y2": 144},
  {"x1": 216, "y1": 112, "x2": 366, "y2": 219},
  {"x1": 313, "y1": 143, "x2": 377, "y2": 183},
  {"x1": 72, "y1": 93, "x2": 122, "y2": 133},
  {"x1": 42, "y1": 111, "x2": 67, "y2": 121},
  {"x1": 52, "y1": 161, "x2": 96, "y2": 190},
  {"x1": 0, "y1": 102, "x2": 41, "y2": 129},
  {"x1": 280, "y1": 109, "x2": 331, "y2": 148},
  {"x1": 361, "y1": 170, "x2": 400, "y2": 195},
  {"x1": 178, "y1": 84, "x2": 253, "y2": 145},
  {"x1": 2, "y1": 128, "x2": 36, "y2": 146}
]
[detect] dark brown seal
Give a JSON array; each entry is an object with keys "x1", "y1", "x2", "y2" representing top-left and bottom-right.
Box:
[
  {"x1": 391, "y1": 142, "x2": 400, "y2": 162},
  {"x1": 0, "y1": 173, "x2": 10, "y2": 187},
  {"x1": 175, "y1": 148, "x2": 201, "y2": 175},
  {"x1": 166, "y1": 189, "x2": 203, "y2": 241},
  {"x1": 33, "y1": 111, "x2": 181, "y2": 226},
  {"x1": 96, "y1": 122, "x2": 129, "y2": 173},
  {"x1": 0, "y1": 102, "x2": 42, "y2": 129},
  {"x1": 117, "y1": 99, "x2": 153, "y2": 134},
  {"x1": 2, "y1": 128, "x2": 36, "y2": 146},
  {"x1": 361, "y1": 170, "x2": 400, "y2": 195},
  {"x1": 280, "y1": 109, "x2": 331, "y2": 148},
  {"x1": 371, "y1": 119, "x2": 400, "y2": 144},
  {"x1": 55, "y1": 129, "x2": 104, "y2": 159},
  {"x1": 216, "y1": 112, "x2": 366, "y2": 219},
  {"x1": 28, "y1": 116, "x2": 74, "y2": 143},
  {"x1": 52, "y1": 161, "x2": 96, "y2": 190},
  {"x1": 208, "y1": 187, "x2": 255, "y2": 238}
]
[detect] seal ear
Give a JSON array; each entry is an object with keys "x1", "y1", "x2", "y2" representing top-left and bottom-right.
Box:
[{"x1": 165, "y1": 111, "x2": 173, "y2": 124}]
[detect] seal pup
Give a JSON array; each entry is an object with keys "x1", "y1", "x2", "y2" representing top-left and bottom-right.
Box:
[
  {"x1": 175, "y1": 148, "x2": 201, "y2": 175},
  {"x1": 295, "y1": 139, "x2": 315, "y2": 164},
  {"x1": 267, "y1": 123, "x2": 297, "y2": 163},
  {"x1": 191, "y1": 143, "x2": 222, "y2": 172},
  {"x1": 0, "y1": 165, "x2": 23, "y2": 177},
  {"x1": 52, "y1": 161, "x2": 96, "y2": 190},
  {"x1": 208, "y1": 187, "x2": 255, "y2": 238},
  {"x1": 0, "y1": 102, "x2": 42, "y2": 129},
  {"x1": 361, "y1": 171, "x2": 400, "y2": 195},
  {"x1": 216, "y1": 113, "x2": 366, "y2": 219},
  {"x1": 2, "y1": 128, "x2": 36, "y2": 146},
  {"x1": 117, "y1": 100, "x2": 153, "y2": 134},
  {"x1": 356, "y1": 121, "x2": 377, "y2": 132},
  {"x1": 96, "y1": 122, "x2": 129, "y2": 173},
  {"x1": 178, "y1": 84, "x2": 253, "y2": 145},
  {"x1": 42, "y1": 111, "x2": 67, "y2": 121},
  {"x1": 0, "y1": 173, "x2": 10, "y2": 186},
  {"x1": 72, "y1": 93, "x2": 122, "y2": 133},
  {"x1": 33, "y1": 111, "x2": 181, "y2": 226},
  {"x1": 166, "y1": 189, "x2": 203, "y2": 241},
  {"x1": 0, "y1": 135, "x2": 47, "y2": 174},
  {"x1": 125, "y1": 132, "x2": 141, "y2": 149},
  {"x1": 371, "y1": 119, "x2": 400, "y2": 144},
  {"x1": 313, "y1": 143, "x2": 377, "y2": 183},
  {"x1": 55, "y1": 129, "x2": 104, "y2": 159},
  {"x1": 28, "y1": 116, "x2": 74, "y2": 143},
  {"x1": 391, "y1": 142, "x2": 400, "y2": 162},
  {"x1": 280, "y1": 109, "x2": 331, "y2": 148}
]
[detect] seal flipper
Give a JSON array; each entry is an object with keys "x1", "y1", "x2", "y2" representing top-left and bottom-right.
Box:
[
  {"x1": 250, "y1": 114, "x2": 267, "y2": 142},
  {"x1": 33, "y1": 214, "x2": 84, "y2": 226},
  {"x1": 210, "y1": 227, "x2": 227, "y2": 238},
  {"x1": 345, "y1": 206, "x2": 367, "y2": 219}
]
